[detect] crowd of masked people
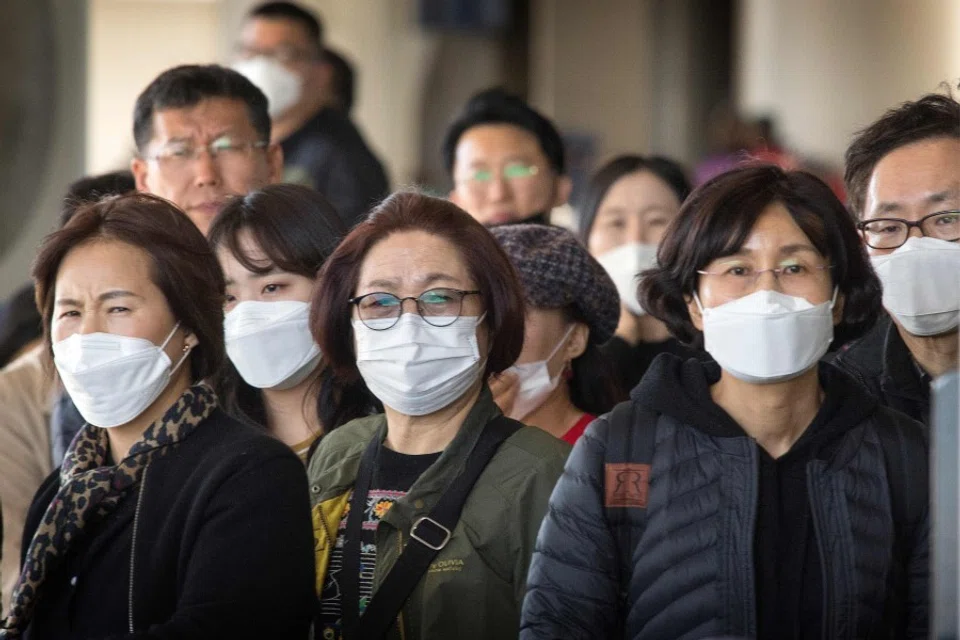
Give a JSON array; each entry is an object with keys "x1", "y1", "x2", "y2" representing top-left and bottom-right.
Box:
[{"x1": 0, "y1": 2, "x2": 956, "y2": 638}]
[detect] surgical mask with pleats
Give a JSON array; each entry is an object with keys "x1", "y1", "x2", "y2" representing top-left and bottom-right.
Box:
[
  {"x1": 695, "y1": 288, "x2": 837, "y2": 384},
  {"x1": 224, "y1": 300, "x2": 322, "y2": 390},
  {"x1": 353, "y1": 313, "x2": 486, "y2": 416},
  {"x1": 595, "y1": 242, "x2": 659, "y2": 316},
  {"x1": 870, "y1": 236, "x2": 960, "y2": 336},
  {"x1": 504, "y1": 325, "x2": 575, "y2": 421},
  {"x1": 232, "y1": 56, "x2": 303, "y2": 118},
  {"x1": 53, "y1": 323, "x2": 191, "y2": 428}
]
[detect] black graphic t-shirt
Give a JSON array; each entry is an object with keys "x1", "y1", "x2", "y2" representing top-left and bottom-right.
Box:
[{"x1": 318, "y1": 447, "x2": 441, "y2": 639}]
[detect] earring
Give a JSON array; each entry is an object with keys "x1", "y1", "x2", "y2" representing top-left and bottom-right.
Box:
[{"x1": 182, "y1": 344, "x2": 191, "y2": 353}]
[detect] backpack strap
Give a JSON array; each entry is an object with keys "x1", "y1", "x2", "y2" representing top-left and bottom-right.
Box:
[
  {"x1": 602, "y1": 400, "x2": 659, "y2": 628},
  {"x1": 342, "y1": 415, "x2": 522, "y2": 640}
]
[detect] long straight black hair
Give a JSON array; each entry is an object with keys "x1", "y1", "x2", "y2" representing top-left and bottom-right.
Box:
[{"x1": 208, "y1": 184, "x2": 375, "y2": 440}]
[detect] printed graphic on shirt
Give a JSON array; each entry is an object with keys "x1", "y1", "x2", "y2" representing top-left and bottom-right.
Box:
[{"x1": 319, "y1": 488, "x2": 406, "y2": 639}]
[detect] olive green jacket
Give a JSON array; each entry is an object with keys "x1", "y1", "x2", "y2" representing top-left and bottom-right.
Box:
[{"x1": 308, "y1": 387, "x2": 571, "y2": 640}]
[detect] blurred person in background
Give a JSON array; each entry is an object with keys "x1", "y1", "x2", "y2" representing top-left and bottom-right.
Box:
[
  {"x1": 832, "y1": 91, "x2": 960, "y2": 425},
  {"x1": 522, "y1": 166, "x2": 927, "y2": 640},
  {"x1": 209, "y1": 184, "x2": 375, "y2": 464},
  {"x1": 130, "y1": 64, "x2": 284, "y2": 236},
  {"x1": 0, "y1": 171, "x2": 135, "y2": 614},
  {"x1": 2, "y1": 194, "x2": 314, "y2": 638},
  {"x1": 309, "y1": 192, "x2": 568, "y2": 639},
  {"x1": 489, "y1": 224, "x2": 624, "y2": 444},
  {"x1": 234, "y1": 1, "x2": 389, "y2": 225},
  {"x1": 443, "y1": 88, "x2": 571, "y2": 227},
  {"x1": 322, "y1": 47, "x2": 355, "y2": 115},
  {"x1": 579, "y1": 154, "x2": 699, "y2": 392},
  {"x1": 0, "y1": 171, "x2": 135, "y2": 370}
]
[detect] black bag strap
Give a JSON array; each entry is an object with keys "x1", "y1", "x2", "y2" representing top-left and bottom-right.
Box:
[
  {"x1": 602, "y1": 400, "x2": 658, "y2": 629},
  {"x1": 341, "y1": 415, "x2": 522, "y2": 640}
]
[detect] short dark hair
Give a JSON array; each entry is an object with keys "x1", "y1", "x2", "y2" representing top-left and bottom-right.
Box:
[
  {"x1": 323, "y1": 48, "x2": 355, "y2": 113},
  {"x1": 442, "y1": 88, "x2": 566, "y2": 176},
  {"x1": 577, "y1": 154, "x2": 691, "y2": 242},
  {"x1": 33, "y1": 193, "x2": 227, "y2": 382},
  {"x1": 209, "y1": 184, "x2": 374, "y2": 434},
  {"x1": 133, "y1": 65, "x2": 271, "y2": 151},
  {"x1": 311, "y1": 191, "x2": 526, "y2": 383},
  {"x1": 639, "y1": 165, "x2": 882, "y2": 348},
  {"x1": 845, "y1": 91, "x2": 960, "y2": 218},
  {"x1": 248, "y1": 1, "x2": 324, "y2": 49},
  {"x1": 61, "y1": 170, "x2": 136, "y2": 228}
]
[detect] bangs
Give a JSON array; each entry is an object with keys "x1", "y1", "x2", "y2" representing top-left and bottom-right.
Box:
[{"x1": 214, "y1": 216, "x2": 320, "y2": 280}]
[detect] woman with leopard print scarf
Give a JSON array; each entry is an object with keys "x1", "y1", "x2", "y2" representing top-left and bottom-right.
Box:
[{"x1": 0, "y1": 194, "x2": 315, "y2": 639}]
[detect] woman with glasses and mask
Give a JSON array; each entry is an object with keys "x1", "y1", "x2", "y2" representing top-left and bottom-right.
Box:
[
  {"x1": 579, "y1": 155, "x2": 698, "y2": 393},
  {"x1": 522, "y1": 166, "x2": 928, "y2": 640},
  {"x1": 209, "y1": 184, "x2": 374, "y2": 463},
  {"x1": 308, "y1": 192, "x2": 569, "y2": 640},
  {"x1": 3, "y1": 194, "x2": 314, "y2": 638},
  {"x1": 488, "y1": 224, "x2": 624, "y2": 444}
]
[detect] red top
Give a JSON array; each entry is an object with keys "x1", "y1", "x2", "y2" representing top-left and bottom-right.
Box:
[{"x1": 562, "y1": 413, "x2": 596, "y2": 445}]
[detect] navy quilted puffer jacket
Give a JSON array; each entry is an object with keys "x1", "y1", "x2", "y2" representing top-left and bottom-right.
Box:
[{"x1": 521, "y1": 355, "x2": 928, "y2": 640}]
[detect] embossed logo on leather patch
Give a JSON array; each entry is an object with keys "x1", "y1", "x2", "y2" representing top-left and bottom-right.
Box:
[{"x1": 605, "y1": 463, "x2": 650, "y2": 508}]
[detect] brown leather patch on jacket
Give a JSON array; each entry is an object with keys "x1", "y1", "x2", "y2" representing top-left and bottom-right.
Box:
[{"x1": 605, "y1": 463, "x2": 650, "y2": 508}]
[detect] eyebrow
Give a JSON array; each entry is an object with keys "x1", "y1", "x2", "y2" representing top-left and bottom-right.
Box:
[
  {"x1": 363, "y1": 272, "x2": 463, "y2": 291},
  {"x1": 55, "y1": 290, "x2": 144, "y2": 306},
  {"x1": 723, "y1": 244, "x2": 820, "y2": 259},
  {"x1": 875, "y1": 188, "x2": 960, "y2": 214}
]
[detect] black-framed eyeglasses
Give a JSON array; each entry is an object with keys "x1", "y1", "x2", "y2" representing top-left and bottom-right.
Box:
[
  {"x1": 348, "y1": 288, "x2": 482, "y2": 330},
  {"x1": 857, "y1": 210, "x2": 960, "y2": 250}
]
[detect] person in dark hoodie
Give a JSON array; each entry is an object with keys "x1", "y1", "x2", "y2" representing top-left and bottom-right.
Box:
[
  {"x1": 443, "y1": 88, "x2": 571, "y2": 227},
  {"x1": 521, "y1": 165, "x2": 928, "y2": 640}
]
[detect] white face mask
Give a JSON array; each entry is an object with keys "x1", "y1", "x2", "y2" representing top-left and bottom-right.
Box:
[
  {"x1": 354, "y1": 313, "x2": 485, "y2": 416},
  {"x1": 225, "y1": 300, "x2": 321, "y2": 390},
  {"x1": 53, "y1": 323, "x2": 191, "y2": 429},
  {"x1": 695, "y1": 288, "x2": 837, "y2": 384},
  {"x1": 595, "y1": 242, "x2": 659, "y2": 316},
  {"x1": 232, "y1": 56, "x2": 303, "y2": 118},
  {"x1": 505, "y1": 324, "x2": 575, "y2": 421},
  {"x1": 870, "y1": 236, "x2": 960, "y2": 336}
]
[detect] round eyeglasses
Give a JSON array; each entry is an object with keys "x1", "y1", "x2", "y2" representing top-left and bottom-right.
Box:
[
  {"x1": 348, "y1": 288, "x2": 481, "y2": 330},
  {"x1": 857, "y1": 210, "x2": 960, "y2": 250},
  {"x1": 696, "y1": 260, "x2": 833, "y2": 300}
]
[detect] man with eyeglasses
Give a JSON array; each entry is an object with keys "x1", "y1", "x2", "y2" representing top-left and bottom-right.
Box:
[
  {"x1": 443, "y1": 88, "x2": 572, "y2": 227},
  {"x1": 232, "y1": 1, "x2": 389, "y2": 225},
  {"x1": 130, "y1": 64, "x2": 284, "y2": 236},
  {"x1": 832, "y1": 91, "x2": 960, "y2": 424}
]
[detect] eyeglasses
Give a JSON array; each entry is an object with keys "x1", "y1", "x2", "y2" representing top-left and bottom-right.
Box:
[
  {"x1": 349, "y1": 288, "x2": 482, "y2": 330},
  {"x1": 459, "y1": 162, "x2": 540, "y2": 187},
  {"x1": 857, "y1": 210, "x2": 960, "y2": 250},
  {"x1": 697, "y1": 260, "x2": 833, "y2": 299},
  {"x1": 234, "y1": 44, "x2": 319, "y2": 65},
  {"x1": 145, "y1": 136, "x2": 268, "y2": 174}
]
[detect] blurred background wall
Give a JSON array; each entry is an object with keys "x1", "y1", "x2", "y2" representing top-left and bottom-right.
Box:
[{"x1": 2, "y1": 0, "x2": 960, "y2": 297}]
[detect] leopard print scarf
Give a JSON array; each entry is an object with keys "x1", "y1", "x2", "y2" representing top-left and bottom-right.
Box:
[{"x1": 0, "y1": 383, "x2": 217, "y2": 637}]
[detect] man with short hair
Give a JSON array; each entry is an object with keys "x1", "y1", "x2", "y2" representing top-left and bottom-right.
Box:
[
  {"x1": 832, "y1": 92, "x2": 960, "y2": 424},
  {"x1": 233, "y1": 1, "x2": 388, "y2": 225},
  {"x1": 443, "y1": 88, "x2": 572, "y2": 227},
  {"x1": 130, "y1": 64, "x2": 284, "y2": 236}
]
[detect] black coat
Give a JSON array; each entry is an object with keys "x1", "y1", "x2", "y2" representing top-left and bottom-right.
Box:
[
  {"x1": 20, "y1": 409, "x2": 315, "y2": 639},
  {"x1": 522, "y1": 355, "x2": 928, "y2": 640},
  {"x1": 831, "y1": 314, "x2": 931, "y2": 425}
]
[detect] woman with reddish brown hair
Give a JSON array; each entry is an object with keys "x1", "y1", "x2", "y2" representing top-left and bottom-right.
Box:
[
  {"x1": 307, "y1": 191, "x2": 569, "y2": 640},
  {"x1": 2, "y1": 193, "x2": 314, "y2": 638}
]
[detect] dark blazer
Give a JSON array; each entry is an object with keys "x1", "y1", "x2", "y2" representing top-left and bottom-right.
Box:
[{"x1": 21, "y1": 409, "x2": 315, "y2": 639}]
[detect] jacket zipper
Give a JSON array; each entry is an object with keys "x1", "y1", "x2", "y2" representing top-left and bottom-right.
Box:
[{"x1": 128, "y1": 461, "x2": 150, "y2": 633}]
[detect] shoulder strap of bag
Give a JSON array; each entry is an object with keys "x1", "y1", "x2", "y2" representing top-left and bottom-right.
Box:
[
  {"x1": 603, "y1": 400, "x2": 658, "y2": 629},
  {"x1": 342, "y1": 415, "x2": 522, "y2": 640}
]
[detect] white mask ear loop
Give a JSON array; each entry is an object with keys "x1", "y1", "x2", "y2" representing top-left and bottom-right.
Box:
[
  {"x1": 693, "y1": 291, "x2": 706, "y2": 314},
  {"x1": 829, "y1": 286, "x2": 839, "y2": 309},
  {"x1": 546, "y1": 324, "x2": 576, "y2": 364},
  {"x1": 161, "y1": 322, "x2": 193, "y2": 376}
]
